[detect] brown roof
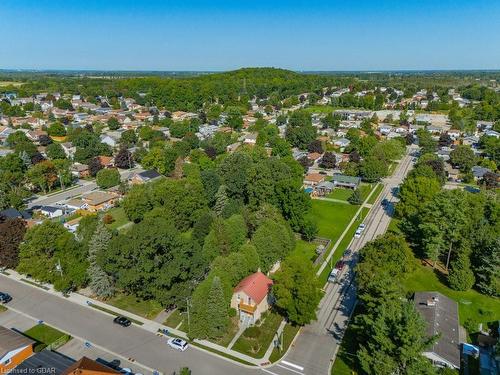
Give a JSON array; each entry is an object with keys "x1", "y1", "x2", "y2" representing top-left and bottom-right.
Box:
[
  {"x1": 0, "y1": 326, "x2": 35, "y2": 358},
  {"x1": 62, "y1": 357, "x2": 120, "y2": 375},
  {"x1": 83, "y1": 191, "x2": 116, "y2": 206},
  {"x1": 234, "y1": 272, "x2": 273, "y2": 304},
  {"x1": 304, "y1": 173, "x2": 325, "y2": 183}
]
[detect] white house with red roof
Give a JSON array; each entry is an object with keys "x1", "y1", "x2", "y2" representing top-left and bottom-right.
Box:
[{"x1": 230, "y1": 271, "x2": 273, "y2": 326}]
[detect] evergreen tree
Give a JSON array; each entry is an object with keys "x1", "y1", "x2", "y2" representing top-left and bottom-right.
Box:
[
  {"x1": 206, "y1": 276, "x2": 229, "y2": 338},
  {"x1": 448, "y1": 250, "x2": 475, "y2": 291},
  {"x1": 88, "y1": 222, "x2": 114, "y2": 298},
  {"x1": 213, "y1": 185, "x2": 229, "y2": 216},
  {"x1": 348, "y1": 189, "x2": 362, "y2": 205}
]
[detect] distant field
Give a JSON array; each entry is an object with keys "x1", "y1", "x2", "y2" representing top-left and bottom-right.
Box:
[{"x1": 0, "y1": 81, "x2": 24, "y2": 87}]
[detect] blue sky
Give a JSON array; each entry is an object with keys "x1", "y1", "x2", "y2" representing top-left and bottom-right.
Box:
[{"x1": 1, "y1": 0, "x2": 499, "y2": 71}]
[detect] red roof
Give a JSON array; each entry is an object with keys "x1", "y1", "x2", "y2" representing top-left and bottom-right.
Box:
[{"x1": 234, "y1": 271, "x2": 273, "y2": 304}]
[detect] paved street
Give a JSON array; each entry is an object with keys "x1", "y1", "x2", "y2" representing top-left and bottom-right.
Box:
[
  {"x1": 27, "y1": 168, "x2": 143, "y2": 208},
  {"x1": 264, "y1": 146, "x2": 416, "y2": 375},
  {"x1": 0, "y1": 275, "x2": 257, "y2": 375}
]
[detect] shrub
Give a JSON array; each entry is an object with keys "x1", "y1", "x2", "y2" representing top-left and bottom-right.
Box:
[
  {"x1": 102, "y1": 214, "x2": 114, "y2": 224},
  {"x1": 243, "y1": 326, "x2": 261, "y2": 339},
  {"x1": 228, "y1": 308, "x2": 237, "y2": 317}
]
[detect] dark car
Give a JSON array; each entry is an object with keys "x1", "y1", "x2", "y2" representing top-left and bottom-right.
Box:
[
  {"x1": 113, "y1": 316, "x2": 131, "y2": 327},
  {"x1": 0, "y1": 292, "x2": 12, "y2": 304},
  {"x1": 335, "y1": 261, "x2": 345, "y2": 271}
]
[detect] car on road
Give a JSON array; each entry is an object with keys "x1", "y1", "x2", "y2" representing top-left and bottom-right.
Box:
[
  {"x1": 0, "y1": 292, "x2": 12, "y2": 304},
  {"x1": 343, "y1": 248, "x2": 351, "y2": 258},
  {"x1": 335, "y1": 260, "x2": 345, "y2": 271},
  {"x1": 113, "y1": 316, "x2": 131, "y2": 327},
  {"x1": 328, "y1": 268, "x2": 339, "y2": 283},
  {"x1": 354, "y1": 223, "x2": 366, "y2": 238},
  {"x1": 358, "y1": 223, "x2": 366, "y2": 231},
  {"x1": 167, "y1": 338, "x2": 189, "y2": 351}
]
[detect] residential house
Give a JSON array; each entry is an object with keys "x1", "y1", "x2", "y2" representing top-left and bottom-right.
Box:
[
  {"x1": 71, "y1": 163, "x2": 90, "y2": 178},
  {"x1": 100, "y1": 134, "x2": 118, "y2": 148},
  {"x1": 378, "y1": 124, "x2": 393, "y2": 135},
  {"x1": 0, "y1": 326, "x2": 35, "y2": 374},
  {"x1": 26, "y1": 130, "x2": 48, "y2": 143},
  {"x1": 447, "y1": 129, "x2": 461, "y2": 140},
  {"x1": 61, "y1": 142, "x2": 76, "y2": 158},
  {"x1": 64, "y1": 217, "x2": 83, "y2": 233},
  {"x1": 0, "y1": 126, "x2": 16, "y2": 143},
  {"x1": 331, "y1": 174, "x2": 361, "y2": 189},
  {"x1": 334, "y1": 137, "x2": 350, "y2": 150},
  {"x1": 129, "y1": 170, "x2": 162, "y2": 185},
  {"x1": 13, "y1": 349, "x2": 75, "y2": 375},
  {"x1": 472, "y1": 166, "x2": 491, "y2": 180},
  {"x1": 485, "y1": 130, "x2": 500, "y2": 139},
  {"x1": 97, "y1": 156, "x2": 114, "y2": 168},
  {"x1": 304, "y1": 173, "x2": 326, "y2": 187},
  {"x1": 230, "y1": 271, "x2": 273, "y2": 326},
  {"x1": 243, "y1": 133, "x2": 258, "y2": 145},
  {"x1": 62, "y1": 357, "x2": 120, "y2": 375},
  {"x1": 81, "y1": 191, "x2": 118, "y2": 212},
  {"x1": 226, "y1": 142, "x2": 241, "y2": 153},
  {"x1": 39, "y1": 206, "x2": 63, "y2": 219},
  {"x1": 414, "y1": 292, "x2": 462, "y2": 369},
  {"x1": 315, "y1": 181, "x2": 335, "y2": 196}
]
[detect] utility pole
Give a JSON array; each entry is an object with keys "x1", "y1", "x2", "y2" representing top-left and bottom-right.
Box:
[
  {"x1": 186, "y1": 297, "x2": 191, "y2": 331},
  {"x1": 55, "y1": 259, "x2": 63, "y2": 277}
]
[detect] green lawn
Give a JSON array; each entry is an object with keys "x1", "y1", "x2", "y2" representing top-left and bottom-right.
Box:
[
  {"x1": 165, "y1": 309, "x2": 185, "y2": 329},
  {"x1": 327, "y1": 189, "x2": 353, "y2": 201},
  {"x1": 105, "y1": 207, "x2": 131, "y2": 230},
  {"x1": 232, "y1": 312, "x2": 282, "y2": 359},
  {"x1": 211, "y1": 317, "x2": 240, "y2": 348},
  {"x1": 289, "y1": 239, "x2": 318, "y2": 263},
  {"x1": 310, "y1": 200, "x2": 358, "y2": 243},
  {"x1": 24, "y1": 324, "x2": 71, "y2": 352},
  {"x1": 318, "y1": 207, "x2": 369, "y2": 284},
  {"x1": 366, "y1": 184, "x2": 383, "y2": 204},
  {"x1": 402, "y1": 264, "x2": 500, "y2": 326},
  {"x1": 107, "y1": 293, "x2": 163, "y2": 319},
  {"x1": 269, "y1": 324, "x2": 300, "y2": 363}
]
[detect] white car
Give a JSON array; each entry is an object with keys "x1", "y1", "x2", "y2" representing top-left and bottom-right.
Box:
[
  {"x1": 359, "y1": 223, "x2": 366, "y2": 231},
  {"x1": 354, "y1": 229, "x2": 362, "y2": 238},
  {"x1": 167, "y1": 338, "x2": 189, "y2": 351}
]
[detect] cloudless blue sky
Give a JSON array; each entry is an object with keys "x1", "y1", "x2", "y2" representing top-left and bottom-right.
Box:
[{"x1": 1, "y1": 0, "x2": 499, "y2": 71}]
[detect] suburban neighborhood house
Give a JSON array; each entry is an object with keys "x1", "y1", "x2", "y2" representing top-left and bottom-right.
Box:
[
  {"x1": 0, "y1": 326, "x2": 35, "y2": 373},
  {"x1": 414, "y1": 292, "x2": 463, "y2": 370},
  {"x1": 63, "y1": 356, "x2": 120, "y2": 375},
  {"x1": 231, "y1": 271, "x2": 273, "y2": 326}
]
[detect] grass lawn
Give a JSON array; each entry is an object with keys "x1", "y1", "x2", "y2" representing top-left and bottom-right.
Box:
[
  {"x1": 232, "y1": 312, "x2": 282, "y2": 359},
  {"x1": 327, "y1": 188, "x2": 353, "y2": 201},
  {"x1": 318, "y1": 207, "x2": 369, "y2": 284},
  {"x1": 402, "y1": 263, "x2": 500, "y2": 326},
  {"x1": 24, "y1": 324, "x2": 71, "y2": 352},
  {"x1": 366, "y1": 184, "x2": 383, "y2": 204},
  {"x1": 105, "y1": 207, "x2": 131, "y2": 230},
  {"x1": 164, "y1": 309, "x2": 185, "y2": 329},
  {"x1": 269, "y1": 324, "x2": 301, "y2": 363},
  {"x1": 289, "y1": 239, "x2": 318, "y2": 263},
  {"x1": 106, "y1": 293, "x2": 163, "y2": 319},
  {"x1": 310, "y1": 200, "x2": 358, "y2": 243},
  {"x1": 387, "y1": 218, "x2": 403, "y2": 235},
  {"x1": 211, "y1": 317, "x2": 240, "y2": 347}
]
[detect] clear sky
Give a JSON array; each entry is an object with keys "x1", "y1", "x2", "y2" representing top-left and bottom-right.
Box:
[{"x1": 1, "y1": 0, "x2": 499, "y2": 71}]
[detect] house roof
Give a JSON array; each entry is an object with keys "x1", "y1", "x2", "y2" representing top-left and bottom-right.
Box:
[
  {"x1": 63, "y1": 356, "x2": 120, "y2": 375},
  {"x1": 83, "y1": 191, "x2": 115, "y2": 206},
  {"x1": 97, "y1": 156, "x2": 114, "y2": 165},
  {"x1": 234, "y1": 272, "x2": 273, "y2": 304},
  {"x1": 304, "y1": 173, "x2": 325, "y2": 183},
  {"x1": 0, "y1": 326, "x2": 35, "y2": 358},
  {"x1": 332, "y1": 174, "x2": 361, "y2": 185},
  {"x1": 14, "y1": 349, "x2": 75, "y2": 375},
  {"x1": 137, "y1": 170, "x2": 161, "y2": 180},
  {"x1": 414, "y1": 291, "x2": 461, "y2": 368},
  {"x1": 40, "y1": 206, "x2": 61, "y2": 213}
]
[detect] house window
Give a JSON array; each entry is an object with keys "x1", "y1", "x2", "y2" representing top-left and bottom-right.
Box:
[{"x1": 248, "y1": 297, "x2": 252, "y2": 304}]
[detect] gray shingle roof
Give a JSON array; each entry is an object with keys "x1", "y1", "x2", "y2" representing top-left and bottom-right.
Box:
[{"x1": 0, "y1": 326, "x2": 35, "y2": 358}]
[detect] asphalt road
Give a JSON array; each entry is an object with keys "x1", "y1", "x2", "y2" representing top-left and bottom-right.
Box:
[
  {"x1": 0, "y1": 275, "x2": 256, "y2": 375},
  {"x1": 264, "y1": 146, "x2": 417, "y2": 375},
  {"x1": 27, "y1": 168, "x2": 143, "y2": 208}
]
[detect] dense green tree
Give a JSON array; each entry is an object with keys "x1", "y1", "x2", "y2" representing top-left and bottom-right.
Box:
[
  {"x1": 450, "y1": 145, "x2": 476, "y2": 172},
  {"x1": 87, "y1": 222, "x2": 114, "y2": 298},
  {"x1": 213, "y1": 185, "x2": 229, "y2": 216},
  {"x1": 120, "y1": 129, "x2": 137, "y2": 146},
  {"x1": 272, "y1": 256, "x2": 322, "y2": 325},
  {"x1": 107, "y1": 117, "x2": 120, "y2": 130},
  {"x1": 448, "y1": 250, "x2": 475, "y2": 291},
  {"x1": 360, "y1": 156, "x2": 388, "y2": 182},
  {"x1": 101, "y1": 217, "x2": 203, "y2": 307},
  {"x1": 46, "y1": 143, "x2": 66, "y2": 160},
  {"x1": 200, "y1": 169, "x2": 220, "y2": 206},
  {"x1": 202, "y1": 215, "x2": 247, "y2": 262},
  {"x1": 396, "y1": 176, "x2": 441, "y2": 218},
  {"x1": 47, "y1": 122, "x2": 67, "y2": 136},
  {"x1": 251, "y1": 218, "x2": 295, "y2": 272},
  {"x1": 141, "y1": 146, "x2": 178, "y2": 175},
  {"x1": 0, "y1": 217, "x2": 26, "y2": 268},
  {"x1": 217, "y1": 152, "x2": 252, "y2": 201},
  {"x1": 122, "y1": 184, "x2": 153, "y2": 222},
  {"x1": 96, "y1": 168, "x2": 121, "y2": 188}
]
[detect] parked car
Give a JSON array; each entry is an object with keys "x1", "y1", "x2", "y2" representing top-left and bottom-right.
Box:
[
  {"x1": 167, "y1": 338, "x2": 189, "y2": 352},
  {"x1": 0, "y1": 292, "x2": 12, "y2": 304},
  {"x1": 328, "y1": 268, "x2": 339, "y2": 283},
  {"x1": 119, "y1": 368, "x2": 133, "y2": 375},
  {"x1": 381, "y1": 198, "x2": 389, "y2": 207},
  {"x1": 335, "y1": 260, "x2": 345, "y2": 271},
  {"x1": 343, "y1": 249, "x2": 351, "y2": 258},
  {"x1": 113, "y1": 316, "x2": 131, "y2": 327},
  {"x1": 358, "y1": 223, "x2": 366, "y2": 231},
  {"x1": 354, "y1": 229, "x2": 362, "y2": 238}
]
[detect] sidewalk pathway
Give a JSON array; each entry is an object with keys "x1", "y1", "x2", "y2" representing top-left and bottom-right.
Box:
[
  {"x1": 262, "y1": 320, "x2": 286, "y2": 361},
  {"x1": 314, "y1": 197, "x2": 350, "y2": 204},
  {"x1": 228, "y1": 324, "x2": 247, "y2": 350}
]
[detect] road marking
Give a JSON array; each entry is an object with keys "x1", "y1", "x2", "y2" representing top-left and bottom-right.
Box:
[
  {"x1": 277, "y1": 364, "x2": 304, "y2": 374},
  {"x1": 281, "y1": 361, "x2": 304, "y2": 371},
  {"x1": 262, "y1": 368, "x2": 280, "y2": 375}
]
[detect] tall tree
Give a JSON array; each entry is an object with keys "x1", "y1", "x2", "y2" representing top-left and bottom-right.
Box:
[
  {"x1": 0, "y1": 217, "x2": 26, "y2": 268},
  {"x1": 88, "y1": 222, "x2": 114, "y2": 298}
]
